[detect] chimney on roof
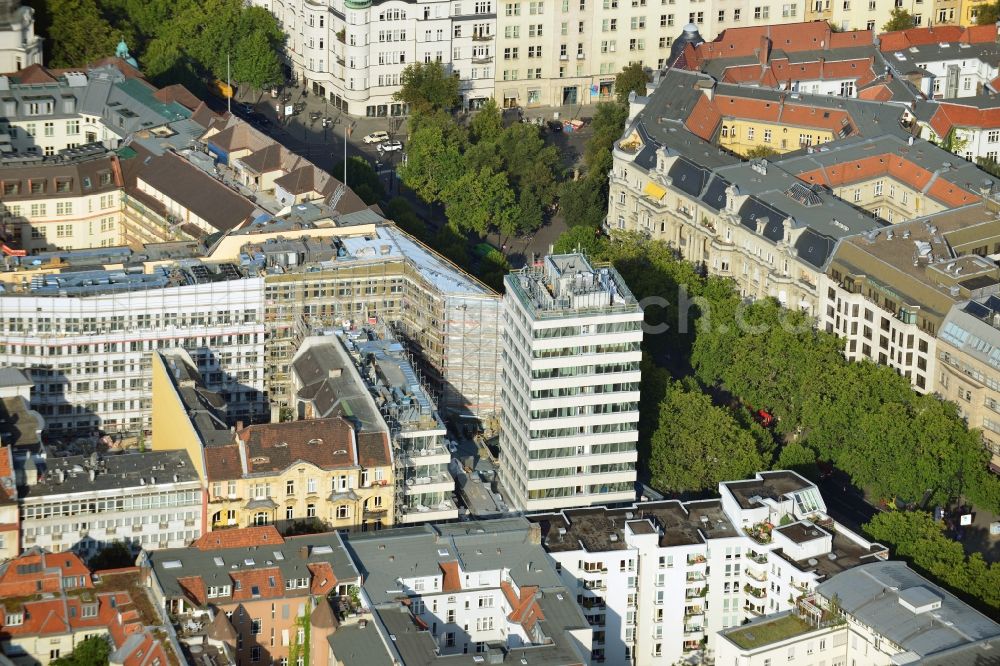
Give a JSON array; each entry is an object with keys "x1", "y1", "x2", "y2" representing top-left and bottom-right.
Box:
[
  {"x1": 329, "y1": 368, "x2": 342, "y2": 379},
  {"x1": 758, "y1": 35, "x2": 771, "y2": 66},
  {"x1": 236, "y1": 421, "x2": 244, "y2": 431},
  {"x1": 299, "y1": 546, "x2": 309, "y2": 560},
  {"x1": 527, "y1": 522, "x2": 542, "y2": 545}
]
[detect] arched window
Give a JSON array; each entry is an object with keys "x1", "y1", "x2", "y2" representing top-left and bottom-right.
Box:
[{"x1": 254, "y1": 512, "x2": 268, "y2": 526}]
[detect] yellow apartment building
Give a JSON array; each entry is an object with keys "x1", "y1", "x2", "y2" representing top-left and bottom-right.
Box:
[{"x1": 151, "y1": 349, "x2": 395, "y2": 533}]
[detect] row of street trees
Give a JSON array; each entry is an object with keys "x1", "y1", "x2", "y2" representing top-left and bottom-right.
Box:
[
  {"x1": 554, "y1": 230, "x2": 1000, "y2": 512},
  {"x1": 552, "y1": 228, "x2": 1000, "y2": 609},
  {"x1": 42, "y1": 0, "x2": 285, "y2": 91}
]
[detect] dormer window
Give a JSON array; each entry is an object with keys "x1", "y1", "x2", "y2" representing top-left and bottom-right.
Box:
[
  {"x1": 3, "y1": 182, "x2": 18, "y2": 195},
  {"x1": 5, "y1": 611, "x2": 23, "y2": 626},
  {"x1": 29, "y1": 180, "x2": 44, "y2": 194}
]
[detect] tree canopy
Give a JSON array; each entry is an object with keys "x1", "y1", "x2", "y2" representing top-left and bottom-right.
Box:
[
  {"x1": 883, "y1": 8, "x2": 916, "y2": 31},
  {"x1": 551, "y1": 228, "x2": 1000, "y2": 510},
  {"x1": 51, "y1": 636, "x2": 112, "y2": 666},
  {"x1": 977, "y1": 2, "x2": 1000, "y2": 25},
  {"x1": 393, "y1": 62, "x2": 461, "y2": 114},
  {"x1": 615, "y1": 63, "x2": 648, "y2": 103},
  {"x1": 650, "y1": 379, "x2": 768, "y2": 493},
  {"x1": 333, "y1": 156, "x2": 385, "y2": 205},
  {"x1": 866, "y1": 511, "x2": 1000, "y2": 611},
  {"x1": 44, "y1": 0, "x2": 285, "y2": 90}
]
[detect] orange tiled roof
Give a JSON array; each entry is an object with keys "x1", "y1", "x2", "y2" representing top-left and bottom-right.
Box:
[
  {"x1": 0, "y1": 550, "x2": 91, "y2": 597},
  {"x1": 204, "y1": 444, "x2": 241, "y2": 482},
  {"x1": 721, "y1": 57, "x2": 877, "y2": 89},
  {"x1": 858, "y1": 84, "x2": 893, "y2": 102},
  {"x1": 230, "y1": 567, "x2": 285, "y2": 601},
  {"x1": 795, "y1": 154, "x2": 980, "y2": 208},
  {"x1": 696, "y1": 22, "x2": 871, "y2": 60},
  {"x1": 191, "y1": 526, "x2": 285, "y2": 550},
  {"x1": 929, "y1": 102, "x2": 1000, "y2": 137},
  {"x1": 308, "y1": 562, "x2": 338, "y2": 595},
  {"x1": 440, "y1": 561, "x2": 463, "y2": 593},
  {"x1": 177, "y1": 575, "x2": 207, "y2": 606},
  {"x1": 684, "y1": 94, "x2": 723, "y2": 141},
  {"x1": 715, "y1": 94, "x2": 855, "y2": 134},
  {"x1": 879, "y1": 24, "x2": 996, "y2": 52},
  {"x1": 358, "y1": 431, "x2": 392, "y2": 468}
]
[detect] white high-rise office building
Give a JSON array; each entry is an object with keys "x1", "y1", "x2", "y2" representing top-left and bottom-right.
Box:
[{"x1": 499, "y1": 253, "x2": 642, "y2": 512}]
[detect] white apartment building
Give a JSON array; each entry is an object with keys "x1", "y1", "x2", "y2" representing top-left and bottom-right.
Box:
[
  {"x1": 532, "y1": 470, "x2": 888, "y2": 665},
  {"x1": 16, "y1": 449, "x2": 204, "y2": 557},
  {"x1": 256, "y1": 0, "x2": 497, "y2": 115},
  {"x1": 716, "y1": 560, "x2": 1000, "y2": 666},
  {"x1": 0, "y1": 262, "x2": 266, "y2": 436},
  {"x1": 499, "y1": 253, "x2": 642, "y2": 512},
  {"x1": 257, "y1": 0, "x2": 808, "y2": 114},
  {"x1": 0, "y1": 1, "x2": 41, "y2": 74},
  {"x1": 343, "y1": 517, "x2": 592, "y2": 664}
]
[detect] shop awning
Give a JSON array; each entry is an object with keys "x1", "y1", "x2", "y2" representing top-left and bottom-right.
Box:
[{"x1": 643, "y1": 182, "x2": 667, "y2": 200}]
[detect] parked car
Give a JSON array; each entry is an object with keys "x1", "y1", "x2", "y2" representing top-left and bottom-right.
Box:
[
  {"x1": 377, "y1": 140, "x2": 403, "y2": 152},
  {"x1": 363, "y1": 131, "x2": 390, "y2": 144}
]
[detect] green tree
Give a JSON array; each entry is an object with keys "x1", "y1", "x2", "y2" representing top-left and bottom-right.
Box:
[
  {"x1": 384, "y1": 197, "x2": 428, "y2": 240},
  {"x1": 398, "y1": 113, "x2": 467, "y2": 202},
  {"x1": 477, "y1": 249, "x2": 511, "y2": 292},
  {"x1": 51, "y1": 636, "x2": 112, "y2": 666},
  {"x1": 584, "y1": 102, "x2": 629, "y2": 178},
  {"x1": 442, "y1": 167, "x2": 521, "y2": 239},
  {"x1": 558, "y1": 178, "x2": 608, "y2": 229},
  {"x1": 434, "y1": 223, "x2": 470, "y2": 266},
  {"x1": 745, "y1": 145, "x2": 780, "y2": 159},
  {"x1": 776, "y1": 441, "x2": 819, "y2": 479},
  {"x1": 883, "y1": 8, "x2": 916, "y2": 31},
  {"x1": 615, "y1": 62, "x2": 648, "y2": 104},
  {"x1": 333, "y1": 156, "x2": 385, "y2": 205},
  {"x1": 650, "y1": 380, "x2": 767, "y2": 494},
  {"x1": 553, "y1": 223, "x2": 605, "y2": 256},
  {"x1": 977, "y1": 2, "x2": 1000, "y2": 24},
  {"x1": 47, "y1": 0, "x2": 116, "y2": 67},
  {"x1": 470, "y1": 98, "x2": 504, "y2": 143},
  {"x1": 231, "y1": 9, "x2": 285, "y2": 89},
  {"x1": 866, "y1": 511, "x2": 1000, "y2": 611},
  {"x1": 394, "y1": 62, "x2": 461, "y2": 114}
]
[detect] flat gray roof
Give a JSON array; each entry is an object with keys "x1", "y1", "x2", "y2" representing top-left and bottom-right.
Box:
[{"x1": 816, "y1": 561, "x2": 1000, "y2": 658}]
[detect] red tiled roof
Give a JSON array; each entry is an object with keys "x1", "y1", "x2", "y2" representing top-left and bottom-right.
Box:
[
  {"x1": 307, "y1": 562, "x2": 338, "y2": 595},
  {"x1": 204, "y1": 444, "x2": 241, "y2": 482},
  {"x1": 720, "y1": 57, "x2": 877, "y2": 89},
  {"x1": 11, "y1": 63, "x2": 58, "y2": 84},
  {"x1": 237, "y1": 417, "x2": 358, "y2": 474},
  {"x1": 500, "y1": 581, "x2": 545, "y2": 632},
  {"x1": 440, "y1": 561, "x2": 463, "y2": 593},
  {"x1": 929, "y1": 102, "x2": 1000, "y2": 137},
  {"x1": 230, "y1": 567, "x2": 285, "y2": 601},
  {"x1": 191, "y1": 526, "x2": 285, "y2": 550},
  {"x1": 695, "y1": 22, "x2": 871, "y2": 60},
  {"x1": 879, "y1": 24, "x2": 996, "y2": 52},
  {"x1": 0, "y1": 550, "x2": 91, "y2": 597},
  {"x1": 715, "y1": 94, "x2": 855, "y2": 134},
  {"x1": 684, "y1": 94, "x2": 722, "y2": 141},
  {"x1": 153, "y1": 84, "x2": 202, "y2": 112},
  {"x1": 358, "y1": 431, "x2": 392, "y2": 468},
  {"x1": 858, "y1": 84, "x2": 893, "y2": 101},
  {"x1": 795, "y1": 154, "x2": 980, "y2": 208},
  {"x1": 177, "y1": 576, "x2": 207, "y2": 606}
]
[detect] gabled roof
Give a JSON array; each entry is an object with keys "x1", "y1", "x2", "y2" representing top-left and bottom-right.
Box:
[
  {"x1": 879, "y1": 24, "x2": 997, "y2": 52},
  {"x1": 236, "y1": 417, "x2": 358, "y2": 474},
  {"x1": 929, "y1": 102, "x2": 1000, "y2": 136},
  {"x1": 191, "y1": 526, "x2": 285, "y2": 550},
  {"x1": 684, "y1": 94, "x2": 722, "y2": 141},
  {"x1": 696, "y1": 22, "x2": 871, "y2": 60}
]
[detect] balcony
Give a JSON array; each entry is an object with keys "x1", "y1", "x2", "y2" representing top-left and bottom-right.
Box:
[
  {"x1": 744, "y1": 583, "x2": 767, "y2": 599},
  {"x1": 745, "y1": 568, "x2": 767, "y2": 583},
  {"x1": 745, "y1": 522, "x2": 773, "y2": 544},
  {"x1": 686, "y1": 586, "x2": 708, "y2": 599},
  {"x1": 472, "y1": 33, "x2": 494, "y2": 40},
  {"x1": 747, "y1": 551, "x2": 768, "y2": 565},
  {"x1": 685, "y1": 572, "x2": 706, "y2": 583},
  {"x1": 364, "y1": 507, "x2": 390, "y2": 519},
  {"x1": 472, "y1": 55, "x2": 493, "y2": 64},
  {"x1": 686, "y1": 554, "x2": 707, "y2": 565},
  {"x1": 684, "y1": 606, "x2": 704, "y2": 618}
]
